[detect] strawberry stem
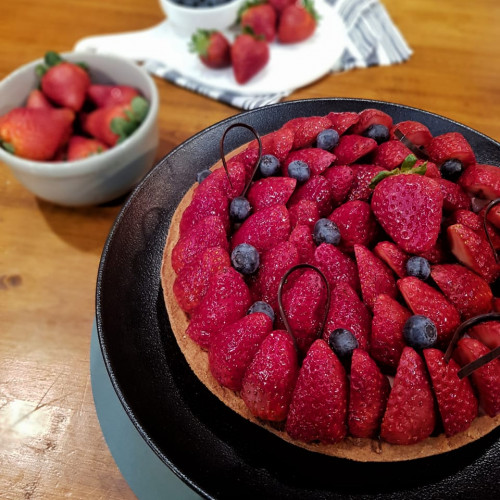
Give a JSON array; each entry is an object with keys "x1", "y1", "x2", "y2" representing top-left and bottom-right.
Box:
[{"x1": 369, "y1": 154, "x2": 427, "y2": 188}]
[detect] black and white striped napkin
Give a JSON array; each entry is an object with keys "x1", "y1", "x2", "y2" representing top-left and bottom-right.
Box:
[{"x1": 144, "y1": 0, "x2": 412, "y2": 110}]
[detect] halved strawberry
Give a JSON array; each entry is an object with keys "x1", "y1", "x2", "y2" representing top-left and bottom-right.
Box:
[
  {"x1": 346, "y1": 164, "x2": 384, "y2": 201},
  {"x1": 247, "y1": 127, "x2": 295, "y2": 165},
  {"x1": 323, "y1": 165, "x2": 354, "y2": 206},
  {"x1": 247, "y1": 176, "x2": 297, "y2": 212},
  {"x1": 437, "y1": 178, "x2": 471, "y2": 212},
  {"x1": 288, "y1": 199, "x2": 320, "y2": 228},
  {"x1": 390, "y1": 121, "x2": 433, "y2": 146},
  {"x1": 288, "y1": 223, "x2": 315, "y2": 263},
  {"x1": 283, "y1": 148, "x2": 335, "y2": 176},
  {"x1": 288, "y1": 175, "x2": 333, "y2": 217},
  {"x1": 373, "y1": 241, "x2": 409, "y2": 279},
  {"x1": 333, "y1": 134, "x2": 377, "y2": 165},
  {"x1": 200, "y1": 160, "x2": 248, "y2": 200},
  {"x1": 350, "y1": 108, "x2": 393, "y2": 135},
  {"x1": 372, "y1": 140, "x2": 413, "y2": 170},
  {"x1": 427, "y1": 132, "x2": 476, "y2": 167},
  {"x1": 468, "y1": 321, "x2": 500, "y2": 349},
  {"x1": 283, "y1": 116, "x2": 332, "y2": 149},
  {"x1": 449, "y1": 209, "x2": 500, "y2": 250},
  {"x1": 458, "y1": 163, "x2": 500, "y2": 200},
  {"x1": 325, "y1": 111, "x2": 359, "y2": 135}
]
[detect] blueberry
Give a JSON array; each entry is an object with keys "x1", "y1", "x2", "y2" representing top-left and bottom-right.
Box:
[
  {"x1": 363, "y1": 124, "x2": 390, "y2": 144},
  {"x1": 231, "y1": 243, "x2": 260, "y2": 275},
  {"x1": 247, "y1": 301, "x2": 275, "y2": 322},
  {"x1": 259, "y1": 154, "x2": 280, "y2": 177},
  {"x1": 196, "y1": 169, "x2": 212, "y2": 183},
  {"x1": 316, "y1": 128, "x2": 339, "y2": 151},
  {"x1": 313, "y1": 218, "x2": 341, "y2": 246},
  {"x1": 327, "y1": 328, "x2": 358, "y2": 359},
  {"x1": 405, "y1": 256, "x2": 431, "y2": 280},
  {"x1": 287, "y1": 160, "x2": 310, "y2": 183},
  {"x1": 230, "y1": 196, "x2": 252, "y2": 222},
  {"x1": 403, "y1": 315, "x2": 437, "y2": 349},
  {"x1": 440, "y1": 159, "x2": 463, "y2": 181}
]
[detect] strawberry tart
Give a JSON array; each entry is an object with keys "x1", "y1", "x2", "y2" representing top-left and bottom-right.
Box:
[{"x1": 161, "y1": 108, "x2": 500, "y2": 462}]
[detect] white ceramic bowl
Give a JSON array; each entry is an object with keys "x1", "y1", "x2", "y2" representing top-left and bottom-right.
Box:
[
  {"x1": 0, "y1": 52, "x2": 159, "y2": 207},
  {"x1": 159, "y1": 0, "x2": 245, "y2": 35}
]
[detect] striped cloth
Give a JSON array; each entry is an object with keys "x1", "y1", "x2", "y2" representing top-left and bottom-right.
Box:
[{"x1": 144, "y1": 0, "x2": 412, "y2": 110}]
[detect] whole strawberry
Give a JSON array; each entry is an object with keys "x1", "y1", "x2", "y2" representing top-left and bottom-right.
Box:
[
  {"x1": 231, "y1": 32, "x2": 270, "y2": 84},
  {"x1": 278, "y1": 0, "x2": 318, "y2": 44},
  {"x1": 66, "y1": 135, "x2": 108, "y2": 161},
  {"x1": 239, "y1": 2, "x2": 277, "y2": 43},
  {"x1": 87, "y1": 84, "x2": 140, "y2": 107},
  {"x1": 189, "y1": 29, "x2": 231, "y2": 69}
]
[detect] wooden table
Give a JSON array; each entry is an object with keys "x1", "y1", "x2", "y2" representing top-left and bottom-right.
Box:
[{"x1": 1, "y1": 1, "x2": 500, "y2": 498}]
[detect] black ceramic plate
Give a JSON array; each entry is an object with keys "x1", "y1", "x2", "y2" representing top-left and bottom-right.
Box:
[{"x1": 96, "y1": 98, "x2": 500, "y2": 500}]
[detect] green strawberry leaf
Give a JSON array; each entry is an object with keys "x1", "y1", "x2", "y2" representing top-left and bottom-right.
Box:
[
  {"x1": 304, "y1": 0, "x2": 320, "y2": 22},
  {"x1": 35, "y1": 64, "x2": 48, "y2": 79},
  {"x1": 369, "y1": 170, "x2": 398, "y2": 189},
  {"x1": 400, "y1": 154, "x2": 418, "y2": 172},
  {"x1": 44, "y1": 51, "x2": 64, "y2": 67},
  {"x1": 130, "y1": 96, "x2": 149, "y2": 123},
  {"x1": 110, "y1": 117, "x2": 138, "y2": 140},
  {"x1": 369, "y1": 155, "x2": 428, "y2": 189},
  {"x1": 1, "y1": 141, "x2": 15, "y2": 155},
  {"x1": 411, "y1": 162, "x2": 428, "y2": 175},
  {"x1": 76, "y1": 62, "x2": 89, "y2": 72},
  {"x1": 188, "y1": 29, "x2": 214, "y2": 56}
]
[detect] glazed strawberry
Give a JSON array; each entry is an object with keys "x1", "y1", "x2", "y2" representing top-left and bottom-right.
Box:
[
  {"x1": 458, "y1": 163, "x2": 500, "y2": 200},
  {"x1": 390, "y1": 121, "x2": 433, "y2": 146},
  {"x1": 418, "y1": 160, "x2": 441, "y2": 178},
  {"x1": 380, "y1": 347, "x2": 436, "y2": 445},
  {"x1": 288, "y1": 223, "x2": 315, "y2": 263},
  {"x1": 370, "y1": 173, "x2": 443, "y2": 254},
  {"x1": 208, "y1": 311, "x2": 273, "y2": 390},
  {"x1": 240, "y1": 2, "x2": 277, "y2": 42},
  {"x1": 423, "y1": 348, "x2": 478, "y2": 437},
  {"x1": 347, "y1": 164, "x2": 384, "y2": 202},
  {"x1": 187, "y1": 267, "x2": 252, "y2": 349},
  {"x1": 0, "y1": 107, "x2": 74, "y2": 161},
  {"x1": 286, "y1": 339, "x2": 347, "y2": 443},
  {"x1": 415, "y1": 236, "x2": 449, "y2": 264},
  {"x1": 430, "y1": 264, "x2": 493, "y2": 319},
  {"x1": 201, "y1": 160, "x2": 248, "y2": 200},
  {"x1": 26, "y1": 89, "x2": 53, "y2": 109},
  {"x1": 283, "y1": 148, "x2": 335, "y2": 176},
  {"x1": 66, "y1": 135, "x2": 108, "y2": 160},
  {"x1": 479, "y1": 202, "x2": 500, "y2": 229},
  {"x1": 398, "y1": 276, "x2": 461, "y2": 347},
  {"x1": 171, "y1": 215, "x2": 229, "y2": 273},
  {"x1": 333, "y1": 134, "x2": 377, "y2": 165},
  {"x1": 447, "y1": 223, "x2": 500, "y2": 283},
  {"x1": 370, "y1": 294, "x2": 411, "y2": 370},
  {"x1": 278, "y1": 0, "x2": 318, "y2": 44},
  {"x1": 437, "y1": 178, "x2": 471, "y2": 212},
  {"x1": 328, "y1": 200, "x2": 378, "y2": 251},
  {"x1": 190, "y1": 29, "x2": 231, "y2": 68},
  {"x1": 231, "y1": 33, "x2": 270, "y2": 84},
  {"x1": 231, "y1": 204, "x2": 290, "y2": 252},
  {"x1": 281, "y1": 268, "x2": 328, "y2": 355},
  {"x1": 449, "y1": 209, "x2": 500, "y2": 250},
  {"x1": 427, "y1": 132, "x2": 476, "y2": 167},
  {"x1": 246, "y1": 176, "x2": 296, "y2": 212},
  {"x1": 325, "y1": 111, "x2": 359, "y2": 135},
  {"x1": 348, "y1": 349, "x2": 390, "y2": 438},
  {"x1": 288, "y1": 199, "x2": 319, "y2": 228},
  {"x1": 372, "y1": 140, "x2": 413, "y2": 170},
  {"x1": 283, "y1": 116, "x2": 333, "y2": 150},
  {"x1": 373, "y1": 241, "x2": 409, "y2": 279},
  {"x1": 288, "y1": 175, "x2": 333, "y2": 217},
  {"x1": 350, "y1": 108, "x2": 393, "y2": 135},
  {"x1": 247, "y1": 126, "x2": 295, "y2": 163},
  {"x1": 323, "y1": 165, "x2": 354, "y2": 206},
  {"x1": 468, "y1": 322, "x2": 500, "y2": 349},
  {"x1": 354, "y1": 245, "x2": 397, "y2": 310},
  {"x1": 241, "y1": 330, "x2": 298, "y2": 421},
  {"x1": 87, "y1": 84, "x2": 140, "y2": 107},
  {"x1": 453, "y1": 338, "x2": 500, "y2": 417},
  {"x1": 173, "y1": 247, "x2": 230, "y2": 313},
  {"x1": 324, "y1": 282, "x2": 371, "y2": 350}
]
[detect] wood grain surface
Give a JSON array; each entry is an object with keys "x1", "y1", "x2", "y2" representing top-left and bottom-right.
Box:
[{"x1": 1, "y1": 1, "x2": 500, "y2": 498}]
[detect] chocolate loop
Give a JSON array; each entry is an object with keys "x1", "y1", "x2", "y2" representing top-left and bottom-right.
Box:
[
  {"x1": 394, "y1": 128, "x2": 430, "y2": 160},
  {"x1": 482, "y1": 198, "x2": 500, "y2": 264},
  {"x1": 458, "y1": 345, "x2": 500, "y2": 379}
]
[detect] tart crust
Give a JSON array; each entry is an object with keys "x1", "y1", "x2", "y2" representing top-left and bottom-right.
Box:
[{"x1": 160, "y1": 148, "x2": 500, "y2": 463}]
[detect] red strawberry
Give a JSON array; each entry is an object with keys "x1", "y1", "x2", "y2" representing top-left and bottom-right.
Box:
[
  {"x1": 323, "y1": 282, "x2": 371, "y2": 350},
  {"x1": 200, "y1": 160, "x2": 248, "y2": 200},
  {"x1": 347, "y1": 164, "x2": 384, "y2": 201},
  {"x1": 430, "y1": 264, "x2": 493, "y2": 320},
  {"x1": 87, "y1": 84, "x2": 140, "y2": 107},
  {"x1": 453, "y1": 338, "x2": 500, "y2": 417},
  {"x1": 447, "y1": 223, "x2": 500, "y2": 283},
  {"x1": 208, "y1": 311, "x2": 273, "y2": 390},
  {"x1": 187, "y1": 267, "x2": 252, "y2": 349},
  {"x1": 189, "y1": 29, "x2": 231, "y2": 68},
  {"x1": 371, "y1": 174, "x2": 443, "y2": 254},
  {"x1": 350, "y1": 108, "x2": 393, "y2": 135},
  {"x1": 231, "y1": 146, "x2": 260, "y2": 176},
  {"x1": 283, "y1": 148, "x2": 335, "y2": 176},
  {"x1": 437, "y1": 178, "x2": 471, "y2": 212},
  {"x1": 288, "y1": 175, "x2": 333, "y2": 217},
  {"x1": 268, "y1": 0, "x2": 297, "y2": 13},
  {"x1": 288, "y1": 223, "x2": 315, "y2": 263},
  {"x1": 66, "y1": 135, "x2": 108, "y2": 160},
  {"x1": 26, "y1": 89, "x2": 53, "y2": 109},
  {"x1": 373, "y1": 241, "x2": 409, "y2": 279},
  {"x1": 246, "y1": 126, "x2": 295, "y2": 163},
  {"x1": 479, "y1": 202, "x2": 500, "y2": 229},
  {"x1": 390, "y1": 121, "x2": 433, "y2": 146},
  {"x1": 241, "y1": 330, "x2": 298, "y2": 421},
  {"x1": 427, "y1": 132, "x2": 476, "y2": 167},
  {"x1": 328, "y1": 200, "x2": 378, "y2": 252},
  {"x1": 449, "y1": 209, "x2": 500, "y2": 251},
  {"x1": 398, "y1": 276, "x2": 461, "y2": 347},
  {"x1": 288, "y1": 199, "x2": 319, "y2": 228},
  {"x1": 231, "y1": 33, "x2": 270, "y2": 84},
  {"x1": 281, "y1": 268, "x2": 328, "y2": 355},
  {"x1": 323, "y1": 165, "x2": 354, "y2": 206},
  {"x1": 173, "y1": 247, "x2": 231, "y2": 313},
  {"x1": 415, "y1": 236, "x2": 449, "y2": 264},
  {"x1": 370, "y1": 294, "x2": 411, "y2": 370},
  {"x1": 284, "y1": 116, "x2": 332, "y2": 150},
  {"x1": 354, "y1": 244, "x2": 397, "y2": 310},
  {"x1": 423, "y1": 348, "x2": 478, "y2": 437},
  {"x1": 0, "y1": 107, "x2": 74, "y2": 161},
  {"x1": 380, "y1": 347, "x2": 436, "y2": 445},
  {"x1": 312, "y1": 243, "x2": 360, "y2": 292},
  {"x1": 372, "y1": 140, "x2": 413, "y2": 170},
  {"x1": 325, "y1": 111, "x2": 359, "y2": 135},
  {"x1": 458, "y1": 163, "x2": 500, "y2": 200},
  {"x1": 418, "y1": 160, "x2": 441, "y2": 178},
  {"x1": 247, "y1": 176, "x2": 296, "y2": 212},
  {"x1": 231, "y1": 204, "x2": 290, "y2": 252},
  {"x1": 285, "y1": 339, "x2": 347, "y2": 444},
  {"x1": 333, "y1": 134, "x2": 377, "y2": 165},
  {"x1": 171, "y1": 215, "x2": 229, "y2": 273},
  {"x1": 468, "y1": 322, "x2": 500, "y2": 349},
  {"x1": 278, "y1": 0, "x2": 317, "y2": 44},
  {"x1": 240, "y1": 3, "x2": 277, "y2": 42},
  {"x1": 348, "y1": 349, "x2": 390, "y2": 438}
]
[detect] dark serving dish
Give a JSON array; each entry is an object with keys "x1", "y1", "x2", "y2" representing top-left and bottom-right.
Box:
[{"x1": 96, "y1": 98, "x2": 500, "y2": 499}]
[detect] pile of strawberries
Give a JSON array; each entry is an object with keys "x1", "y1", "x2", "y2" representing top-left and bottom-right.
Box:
[
  {"x1": 171, "y1": 107, "x2": 500, "y2": 447},
  {"x1": 0, "y1": 51, "x2": 149, "y2": 161},
  {"x1": 190, "y1": 0, "x2": 318, "y2": 83}
]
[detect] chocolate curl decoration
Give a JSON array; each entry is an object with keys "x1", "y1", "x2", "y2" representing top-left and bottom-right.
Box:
[
  {"x1": 219, "y1": 123, "x2": 262, "y2": 195},
  {"x1": 443, "y1": 312, "x2": 500, "y2": 379},
  {"x1": 394, "y1": 128, "x2": 430, "y2": 160},
  {"x1": 277, "y1": 264, "x2": 331, "y2": 348},
  {"x1": 483, "y1": 198, "x2": 500, "y2": 264}
]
